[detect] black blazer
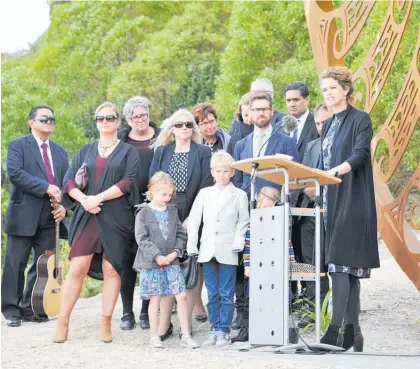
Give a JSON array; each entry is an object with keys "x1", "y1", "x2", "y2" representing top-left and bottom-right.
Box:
[
  {"x1": 321, "y1": 105, "x2": 379, "y2": 269},
  {"x1": 149, "y1": 141, "x2": 213, "y2": 216},
  {"x1": 4, "y1": 134, "x2": 69, "y2": 238},
  {"x1": 295, "y1": 112, "x2": 318, "y2": 164}
]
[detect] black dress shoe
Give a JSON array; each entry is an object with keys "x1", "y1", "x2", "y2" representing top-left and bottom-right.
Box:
[
  {"x1": 231, "y1": 311, "x2": 244, "y2": 330},
  {"x1": 22, "y1": 314, "x2": 49, "y2": 323},
  {"x1": 231, "y1": 327, "x2": 248, "y2": 343},
  {"x1": 6, "y1": 317, "x2": 22, "y2": 327},
  {"x1": 139, "y1": 313, "x2": 150, "y2": 330},
  {"x1": 120, "y1": 313, "x2": 135, "y2": 330},
  {"x1": 159, "y1": 322, "x2": 173, "y2": 341},
  {"x1": 195, "y1": 314, "x2": 207, "y2": 323}
]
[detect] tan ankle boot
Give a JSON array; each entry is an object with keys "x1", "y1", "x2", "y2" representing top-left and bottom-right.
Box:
[
  {"x1": 99, "y1": 315, "x2": 112, "y2": 343},
  {"x1": 53, "y1": 316, "x2": 69, "y2": 343}
]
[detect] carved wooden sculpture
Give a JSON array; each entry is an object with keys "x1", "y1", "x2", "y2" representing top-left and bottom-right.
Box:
[{"x1": 304, "y1": 0, "x2": 420, "y2": 290}]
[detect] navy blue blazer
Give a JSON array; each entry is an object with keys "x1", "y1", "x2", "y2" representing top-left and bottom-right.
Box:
[
  {"x1": 233, "y1": 131, "x2": 299, "y2": 196},
  {"x1": 149, "y1": 141, "x2": 213, "y2": 217},
  {"x1": 4, "y1": 134, "x2": 69, "y2": 238}
]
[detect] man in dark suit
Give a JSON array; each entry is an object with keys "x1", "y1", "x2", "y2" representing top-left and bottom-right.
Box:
[
  {"x1": 292, "y1": 103, "x2": 333, "y2": 328},
  {"x1": 2, "y1": 105, "x2": 69, "y2": 327},
  {"x1": 285, "y1": 82, "x2": 319, "y2": 301},
  {"x1": 233, "y1": 92, "x2": 299, "y2": 196},
  {"x1": 284, "y1": 81, "x2": 318, "y2": 163},
  {"x1": 228, "y1": 78, "x2": 285, "y2": 136}
]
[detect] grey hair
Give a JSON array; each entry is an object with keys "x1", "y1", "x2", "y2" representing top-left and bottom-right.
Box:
[
  {"x1": 250, "y1": 78, "x2": 274, "y2": 93},
  {"x1": 313, "y1": 102, "x2": 328, "y2": 115},
  {"x1": 151, "y1": 109, "x2": 202, "y2": 149},
  {"x1": 122, "y1": 96, "x2": 151, "y2": 122}
]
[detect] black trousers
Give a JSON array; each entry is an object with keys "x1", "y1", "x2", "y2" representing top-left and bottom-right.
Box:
[
  {"x1": 234, "y1": 253, "x2": 246, "y2": 312},
  {"x1": 120, "y1": 243, "x2": 149, "y2": 316},
  {"x1": 296, "y1": 216, "x2": 329, "y2": 306},
  {"x1": 1, "y1": 199, "x2": 55, "y2": 319}
]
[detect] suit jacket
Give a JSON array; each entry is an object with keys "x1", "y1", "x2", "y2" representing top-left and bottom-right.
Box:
[
  {"x1": 298, "y1": 137, "x2": 321, "y2": 210},
  {"x1": 233, "y1": 131, "x2": 299, "y2": 196},
  {"x1": 149, "y1": 142, "x2": 213, "y2": 217},
  {"x1": 295, "y1": 112, "x2": 318, "y2": 164},
  {"x1": 187, "y1": 183, "x2": 249, "y2": 265},
  {"x1": 4, "y1": 134, "x2": 69, "y2": 238},
  {"x1": 133, "y1": 203, "x2": 186, "y2": 271}
]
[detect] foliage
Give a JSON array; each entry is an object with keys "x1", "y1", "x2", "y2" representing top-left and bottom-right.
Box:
[
  {"x1": 298, "y1": 289, "x2": 332, "y2": 333},
  {"x1": 1, "y1": 1, "x2": 419, "y2": 297}
]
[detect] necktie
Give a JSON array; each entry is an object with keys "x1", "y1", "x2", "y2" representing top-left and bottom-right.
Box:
[
  {"x1": 41, "y1": 143, "x2": 55, "y2": 184},
  {"x1": 255, "y1": 133, "x2": 265, "y2": 157},
  {"x1": 293, "y1": 127, "x2": 298, "y2": 142}
]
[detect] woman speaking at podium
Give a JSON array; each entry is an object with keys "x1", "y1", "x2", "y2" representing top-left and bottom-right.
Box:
[{"x1": 319, "y1": 66, "x2": 379, "y2": 351}]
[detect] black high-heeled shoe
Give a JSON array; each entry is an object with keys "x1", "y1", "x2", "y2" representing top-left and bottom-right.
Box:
[
  {"x1": 320, "y1": 325, "x2": 343, "y2": 347},
  {"x1": 342, "y1": 324, "x2": 364, "y2": 352},
  {"x1": 159, "y1": 322, "x2": 173, "y2": 341},
  {"x1": 353, "y1": 326, "x2": 364, "y2": 352}
]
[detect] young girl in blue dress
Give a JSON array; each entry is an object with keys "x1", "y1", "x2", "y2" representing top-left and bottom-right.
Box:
[{"x1": 133, "y1": 171, "x2": 199, "y2": 349}]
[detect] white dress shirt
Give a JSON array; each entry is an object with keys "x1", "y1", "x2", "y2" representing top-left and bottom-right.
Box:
[
  {"x1": 32, "y1": 133, "x2": 55, "y2": 176},
  {"x1": 253, "y1": 124, "x2": 273, "y2": 157},
  {"x1": 290, "y1": 110, "x2": 309, "y2": 142}
]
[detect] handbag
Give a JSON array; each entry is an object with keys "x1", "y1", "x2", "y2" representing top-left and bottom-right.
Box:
[
  {"x1": 179, "y1": 250, "x2": 198, "y2": 290},
  {"x1": 74, "y1": 162, "x2": 88, "y2": 190}
]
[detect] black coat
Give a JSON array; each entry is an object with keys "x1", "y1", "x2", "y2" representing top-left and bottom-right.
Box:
[
  {"x1": 295, "y1": 112, "x2": 318, "y2": 164},
  {"x1": 149, "y1": 141, "x2": 213, "y2": 218},
  {"x1": 4, "y1": 134, "x2": 69, "y2": 238},
  {"x1": 63, "y1": 142, "x2": 140, "y2": 277},
  {"x1": 226, "y1": 121, "x2": 254, "y2": 157},
  {"x1": 321, "y1": 105, "x2": 379, "y2": 269}
]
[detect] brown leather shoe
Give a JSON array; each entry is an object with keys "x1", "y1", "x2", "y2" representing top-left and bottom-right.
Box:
[
  {"x1": 99, "y1": 315, "x2": 113, "y2": 343},
  {"x1": 53, "y1": 316, "x2": 69, "y2": 343}
]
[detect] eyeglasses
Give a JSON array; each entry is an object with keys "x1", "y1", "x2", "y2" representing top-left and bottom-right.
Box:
[
  {"x1": 250, "y1": 107, "x2": 272, "y2": 113},
  {"x1": 95, "y1": 115, "x2": 117, "y2": 123},
  {"x1": 173, "y1": 121, "x2": 194, "y2": 129},
  {"x1": 34, "y1": 116, "x2": 55, "y2": 124},
  {"x1": 131, "y1": 113, "x2": 148, "y2": 122},
  {"x1": 199, "y1": 119, "x2": 217, "y2": 127}
]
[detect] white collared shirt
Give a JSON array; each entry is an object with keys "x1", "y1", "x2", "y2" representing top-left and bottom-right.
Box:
[
  {"x1": 253, "y1": 124, "x2": 273, "y2": 157},
  {"x1": 290, "y1": 110, "x2": 309, "y2": 142},
  {"x1": 32, "y1": 133, "x2": 55, "y2": 176}
]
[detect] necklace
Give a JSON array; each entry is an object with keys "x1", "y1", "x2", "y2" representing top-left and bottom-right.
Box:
[{"x1": 98, "y1": 138, "x2": 118, "y2": 157}]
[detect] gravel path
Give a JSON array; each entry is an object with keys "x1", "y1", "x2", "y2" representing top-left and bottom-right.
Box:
[{"x1": 2, "y1": 242, "x2": 419, "y2": 369}]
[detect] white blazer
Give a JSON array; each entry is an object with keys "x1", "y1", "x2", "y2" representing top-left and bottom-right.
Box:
[{"x1": 187, "y1": 183, "x2": 250, "y2": 265}]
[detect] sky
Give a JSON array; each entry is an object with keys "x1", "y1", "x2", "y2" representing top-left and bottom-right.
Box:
[{"x1": 0, "y1": 0, "x2": 50, "y2": 54}]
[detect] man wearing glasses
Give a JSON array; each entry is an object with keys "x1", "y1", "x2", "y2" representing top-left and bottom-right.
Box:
[
  {"x1": 2, "y1": 104, "x2": 69, "y2": 327},
  {"x1": 233, "y1": 92, "x2": 299, "y2": 196},
  {"x1": 192, "y1": 103, "x2": 231, "y2": 153}
]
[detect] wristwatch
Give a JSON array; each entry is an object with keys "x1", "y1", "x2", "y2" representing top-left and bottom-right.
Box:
[{"x1": 333, "y1": 171, "x2": 339, "y2": 177}]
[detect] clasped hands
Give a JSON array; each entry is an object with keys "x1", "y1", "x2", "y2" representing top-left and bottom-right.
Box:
[
  {"x1": 46, "y1": 184, "x2": 66, "y2": 222},
  {"x1": 80, "y1": 194, "x2": 103, "y2": 214},
  {"x1": 156, "y1": 251, "x2": 178, "y2": 269}
]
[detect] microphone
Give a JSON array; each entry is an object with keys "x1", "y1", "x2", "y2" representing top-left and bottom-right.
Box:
[{"x1": 279, "y1": 114, "x2": 298, "y2": 134}]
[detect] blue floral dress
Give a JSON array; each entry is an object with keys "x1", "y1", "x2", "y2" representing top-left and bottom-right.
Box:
[
  {"x1": 322, "y1": 110, "x2": 371, "y2": 279},
  {"x1": 139, "y1": 207, "x2": 186, "y2": 299}
]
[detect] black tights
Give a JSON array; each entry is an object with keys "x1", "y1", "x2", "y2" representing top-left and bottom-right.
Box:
[
  {"x1": 120, "y1": 248, "x2": 149, "y2": 316},
  {"x1": 330, "y1": 272, "x2": 360, "y2": 327}
]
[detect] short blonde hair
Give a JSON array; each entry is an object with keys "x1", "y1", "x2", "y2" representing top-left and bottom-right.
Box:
[
  {"x1": 95, "y1": 102, "x2": 120, "y2": 118},
  {"x1": 210, "y1": 151, "x2": 235, "y2": 169},
  {"x1": 146, "y1": 171, "x2": 176, "y2": 201},
  {"x1": 151, "y1": 109, "x2": 202, "y2": 149},
  {"x1": 257, "y1": 186, "x2": 281, "y2": 206}
]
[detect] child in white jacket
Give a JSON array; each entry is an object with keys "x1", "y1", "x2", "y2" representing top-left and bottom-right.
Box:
[{"x1": 187, "y1": 151, "x2": 249, "y2": 347}]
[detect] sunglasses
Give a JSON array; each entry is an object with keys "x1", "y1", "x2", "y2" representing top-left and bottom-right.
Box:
[
  {"x1": 35, "y1": 116, "x2": 55, "y2": 124},
  {"x1": 95, "y1": 115, "x2": 117, "y2": 123},
  {"x1": 174, "y1": 121, "x2": 194, "y2": 129}
]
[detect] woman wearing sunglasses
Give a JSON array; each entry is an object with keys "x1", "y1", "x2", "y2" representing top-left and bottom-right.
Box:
[
  {"x1": 53, "y1": 102, "x2": 140, "y2": 344},
  {"x1": 149, "y1": 109, "x2": 213, "y2": 341}
]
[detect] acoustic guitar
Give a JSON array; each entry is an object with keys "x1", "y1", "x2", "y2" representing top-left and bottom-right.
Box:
[{"x1": 31, "y1": 197, "x2": 63, "y2": 317}]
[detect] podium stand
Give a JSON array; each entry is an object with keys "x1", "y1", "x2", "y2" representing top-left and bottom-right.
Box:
[{"x1": 232, "y1": 156, "x2": 343, "y2": 352}]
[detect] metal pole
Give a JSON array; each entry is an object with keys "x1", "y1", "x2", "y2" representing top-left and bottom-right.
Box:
[{"x1": 314, "y1": 178, "x2": 321, "y2": 343}]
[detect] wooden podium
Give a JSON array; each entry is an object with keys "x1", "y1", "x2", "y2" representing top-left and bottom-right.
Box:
[{"x1": 232, "y1": 155, "x2": 343, "y2": 352}]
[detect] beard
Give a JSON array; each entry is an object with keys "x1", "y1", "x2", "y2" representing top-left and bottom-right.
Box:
[{"x1": 254, "y1": 117, "x2": 270, "y2": 129}]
